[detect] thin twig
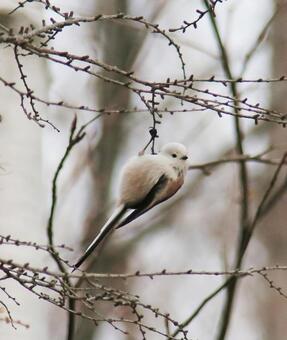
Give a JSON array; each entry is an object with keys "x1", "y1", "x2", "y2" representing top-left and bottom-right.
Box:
[
  {"x1": 172, "y1": 279, "x2": 232, "y2": 337},
  {"x1": 200, "y1": 3, "x2": 250, "y2": 339},
  {"x1": 0, "y1": 300, "x2": 16, "y2": 329},
  {"x1": 46, "y1": 116, "x2": 86, "y2": 340},
  {"x1": 240, "y1": 152, "x2": 287, "y2": 257}
]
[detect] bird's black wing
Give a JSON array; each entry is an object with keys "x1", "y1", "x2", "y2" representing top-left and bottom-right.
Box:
[{"x1": 116, "y1": 174, "x2": 168, "y2": 229}]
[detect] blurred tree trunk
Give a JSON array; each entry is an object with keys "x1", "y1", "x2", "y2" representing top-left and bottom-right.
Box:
[
  {"x1": 256, "y1": 1, "x2": 287, "y2": 339},
  {"x1": 75, "y1": 1, "x2": 143, "y2": 339}
]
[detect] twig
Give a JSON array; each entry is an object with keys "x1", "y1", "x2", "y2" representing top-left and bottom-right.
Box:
[
  {"x1": 240, "y1": 152, "x2": 287, "y2": 257},
  {"x1": 240, "y1": 8, "x2": 278, "y2": 76},
  {"x1": 259, "y1": 271, "x2": 287, "y2": 300},
  {"x1": 169, "y1": 0, "x2": 224, "y2": 33},
  {"x1": 47, "y1": 117, "x2": 85, "y2": 272},
  {"x1": 201, "y1": 2, "x2": 249, "y2": 339},
  {"x1": 0, "y1": 23, "x2": 9, "y2": 33},
  {"x1": 189, "y1": 151, "x2": 287, "y2": 175},
  {"x1": 172, "y1": 279, "x2": 231, "y2": 337},
  {"x1": 0, "y1": 300, "x2": 16, "y2": 329},
  {"x1": 46, "y1": 116, "x2": 86, "y2": 340}
]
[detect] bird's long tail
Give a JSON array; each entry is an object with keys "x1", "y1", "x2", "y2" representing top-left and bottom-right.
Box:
[
  {"x1": 116, "y1": 207, "x2": 147, "y2": 229},
  {"x1": 73, "y1": 204, "x2": 127, "y2": 271}
]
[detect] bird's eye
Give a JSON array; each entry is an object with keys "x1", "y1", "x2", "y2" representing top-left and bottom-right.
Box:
[{"x1": 172, "y1": 153, "x2": 177, "y2": 158}]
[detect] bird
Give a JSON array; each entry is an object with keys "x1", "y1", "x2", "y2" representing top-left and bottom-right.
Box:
[{"x1": 73, "y1": 142, "x2": 189, "y2": 271}]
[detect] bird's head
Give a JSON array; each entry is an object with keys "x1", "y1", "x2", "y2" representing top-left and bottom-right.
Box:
[{"x1": 160, "y1": 143, "x2": 189, "y2": 172}]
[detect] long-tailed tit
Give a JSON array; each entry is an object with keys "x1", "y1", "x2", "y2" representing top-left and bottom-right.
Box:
[{"x1": 73, "y1": 142, "x2": 189, "y2": 270}]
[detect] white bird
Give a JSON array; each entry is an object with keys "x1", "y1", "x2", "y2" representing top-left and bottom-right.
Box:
[{"x1": 73, "y1": 142, "x2": 189, "y2": 270}]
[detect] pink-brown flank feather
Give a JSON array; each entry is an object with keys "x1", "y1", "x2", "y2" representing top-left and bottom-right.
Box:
[{"x1": 163, "y1": 175, "x2": 184, "y2": 200}]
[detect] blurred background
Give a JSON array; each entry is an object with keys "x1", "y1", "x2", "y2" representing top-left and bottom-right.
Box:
[{"x1": 1, "y1": 0, "x2": 287, "y2": 339}]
